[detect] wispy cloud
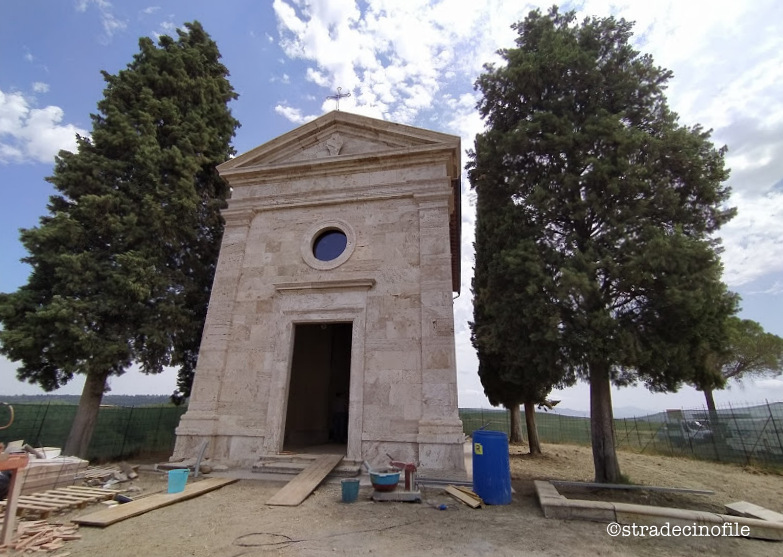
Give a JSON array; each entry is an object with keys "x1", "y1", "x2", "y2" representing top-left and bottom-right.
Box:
[
  {"x1": 747, "y1": 281, "x2": 783, "y2": 296},
  {"x1": 0, "y1": 88, "x2": 88, "y2": 165},
  {"x1": 75, "y1": 0, "x2": 127, "y2": 43},
  {"x1": 273, "y1": 104, "x2": 318, "y2": 125},
  {"x1": 32, "y1": 82, "x2": 50, "y2": 94}
]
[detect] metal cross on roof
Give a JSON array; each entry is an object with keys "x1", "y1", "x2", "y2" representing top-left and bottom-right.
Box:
[{"x1": 326, "y1": 87, "x2": 351, "y2": 110}]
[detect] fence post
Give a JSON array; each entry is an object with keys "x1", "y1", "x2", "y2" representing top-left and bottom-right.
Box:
[
  {"x1": 153, "y1": 406, "x2": 164, "y2": 450},
  {"x1": 748, "y1": 416, "x2": 772, "y2": 464},
  {"x1": 634, "y1": 417, "x2": 642, "y2": 448},
  {"x1": 766, "y1": 400, "x2": 783, "y2": 458},
  {"x1": 728, "y1": 402, "x2": 751, "y2": 466},
  {"x1": 118, "y1": 406, "x2": 135, "y2": 459},
  {"x1": 708, "y1": 414, "x2": 721, "y2": 463},
  {"x1": 34, "y1": 401, "x2": 51, "y2": 446}
]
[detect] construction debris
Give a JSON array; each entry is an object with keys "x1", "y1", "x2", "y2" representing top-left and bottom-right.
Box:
[
  {"x1": 0, "y1": 486, "x2": 118, "y2": 519},
  {"x1": 444, "y1": 485, "x2": 483, "y2": 509},
  {"x1": 0, "y1": 520, "x2": 80, "y2": 554},
  {"x1": 77, "y1": 464, "x2": 139, "y2": 486}
]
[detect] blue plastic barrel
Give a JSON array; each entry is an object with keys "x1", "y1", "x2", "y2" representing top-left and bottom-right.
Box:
[{"x1": 472, "y1": 430, "x2": 512, "y2": 505}]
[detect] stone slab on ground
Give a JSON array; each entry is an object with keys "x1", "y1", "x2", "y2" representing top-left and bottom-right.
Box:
[{"x1": 726, "y1": 501, "x2": 783, "y2": 523}]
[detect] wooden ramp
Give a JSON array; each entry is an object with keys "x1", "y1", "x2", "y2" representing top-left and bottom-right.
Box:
[
  {"x1": 266, "y1": 454, "x2": 343, "y2": 506},
  {"x1": 74, "y1": 477, "x2": 237, "y2": 527}
]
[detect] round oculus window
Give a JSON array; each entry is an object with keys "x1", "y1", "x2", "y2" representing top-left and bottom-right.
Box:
[{"x1": 313, "y1": 229, "x2": 348, "y2": 262}]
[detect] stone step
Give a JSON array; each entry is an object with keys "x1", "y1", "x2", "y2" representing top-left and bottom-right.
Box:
[{"x1": 251, "y1": 456, "x2": 361, "y2": 478}]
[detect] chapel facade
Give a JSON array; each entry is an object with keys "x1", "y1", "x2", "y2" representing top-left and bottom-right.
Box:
[{"x1": 172, "y1": 111, "x2": 465, "y2": 475}]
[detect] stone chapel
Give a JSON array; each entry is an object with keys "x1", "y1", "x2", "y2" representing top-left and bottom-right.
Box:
[{"x1": 172, "y1": 111, "x2": 466, "y2": 475}]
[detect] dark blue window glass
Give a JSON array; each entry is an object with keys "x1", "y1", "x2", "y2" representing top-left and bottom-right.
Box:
[{"x1": 313, "y1": 229, "x2": 347, "y2": 261}]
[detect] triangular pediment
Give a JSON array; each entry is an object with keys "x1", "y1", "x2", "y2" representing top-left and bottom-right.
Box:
[{"x1": 218, "y1": 111, "x2": 460, "y2": 174}]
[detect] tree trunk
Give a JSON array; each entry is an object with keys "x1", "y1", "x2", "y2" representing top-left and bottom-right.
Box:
[
  {"x1": 508, "y1": 404, "x2": 524, "y2": 444},
  {"x1": 64, "y1": 370, "x2": 110, "y2": 458},
  {"x1": 704, "y1": 388, "x2": 717, "y2": 415},
  {"x1": 703, "y1": 387, "x2": 725, "y2": 447},
  {"x1": 524, "y1": 401, "x2": 542, "y2": 455},
  {"x1": 590, "y1": 362, "x2": 621, "y2": 483}
]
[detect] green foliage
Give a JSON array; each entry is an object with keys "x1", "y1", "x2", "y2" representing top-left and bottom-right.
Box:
[
  {"x1": 468, "y1": 7, "x2": 737, "y2": 481},
  {"x1": 696, "y1": 317, "x2": 783, "y2": 393},
  {"x1": 0, "y1": 22, "x2": 238, "y2": 405},
  {"x1": 469, "y1": 4, "x2": 735, "y2": 398},
  {"x1": 471, "y1": 194, "x2": 572, "y2": 408}
]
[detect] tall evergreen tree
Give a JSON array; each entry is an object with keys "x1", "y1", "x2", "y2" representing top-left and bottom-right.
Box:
[
  {"x1": 0, "y1": 22, "x2": 239, "y2": 457},
  {"x1": 468, "y1": 7, "x2": 737, "y2": 482},
  {"x1": 471, "y1": 197, "x2": 571, "y2": 453}
]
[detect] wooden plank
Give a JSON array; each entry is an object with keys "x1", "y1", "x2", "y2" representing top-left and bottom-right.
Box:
[
  {"x1": 726, "y1": 501, "x2": 783, "y2": 523},
  {"x1": 1, "y1": 464, "x2": 28, "y2": 546},
  {"x1": 48, "y1": 489, "x2": 104, "y2": 501},
  {"x1": 444, "y1": 485, "x2": 482, "y2": 508},
  {"x1": 266, "y1": 455, "x2": 343, "y2": 507},
  {"x1": 74, "y1": 477, "x2": 238, "y2": 527},
  {"x1": 59, "y1": 486, "x2": 118, "y2": 497},
  {"x1": 25, "y1": 494, "x2": 87, "y2": 507},
  {"x1": 551, "y1": 480, "x2": 714, "y2": 495},
  {"x1": 454, "y1": 485, "x2": 484, "y2": 502}
]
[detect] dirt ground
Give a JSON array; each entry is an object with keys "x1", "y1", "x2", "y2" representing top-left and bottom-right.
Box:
[{"x1": 24, "y1": 443, "x2": 783, "y2": 557}]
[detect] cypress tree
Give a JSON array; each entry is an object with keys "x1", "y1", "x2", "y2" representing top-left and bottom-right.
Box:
[
  {"x1": 0, "y1": 21, "x2": 239, "y2": 457},
  {"x1": 468, "y1": 7, "x2": 736, "y2": 482}
]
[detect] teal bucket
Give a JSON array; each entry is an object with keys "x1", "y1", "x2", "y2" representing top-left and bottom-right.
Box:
[
  {"x1": 341, "y1": 478, "x2": 360, "y2": 503},
  {"x1": 168, "y1": 469, "x2": 189, "y2": 493}
]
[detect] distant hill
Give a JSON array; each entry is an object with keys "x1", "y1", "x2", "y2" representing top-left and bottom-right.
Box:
[{"x1": 0, "y1": 394, "x2": 178, "y2": 407}]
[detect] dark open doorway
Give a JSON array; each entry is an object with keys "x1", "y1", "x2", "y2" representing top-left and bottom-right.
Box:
[{"x1": 284, "y1": 322, "x2": 352, "y2": 453}]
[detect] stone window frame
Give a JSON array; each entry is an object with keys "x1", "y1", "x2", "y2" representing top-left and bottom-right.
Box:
[{"x1": 301, "y1": 219, "x2": 356, "y2": 270}]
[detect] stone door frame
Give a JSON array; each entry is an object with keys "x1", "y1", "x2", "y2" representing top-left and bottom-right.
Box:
[{"x1": 264, "y1": 282, "x2": 372, "y2": 461}]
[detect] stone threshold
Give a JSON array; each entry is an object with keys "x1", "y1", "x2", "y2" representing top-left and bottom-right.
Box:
[
  {"x1": 252, "y1": 454, "x2": 361, "y2": 478},
  {"x1": 534, "y1": 480, "x2": 783, "y2": 541}
]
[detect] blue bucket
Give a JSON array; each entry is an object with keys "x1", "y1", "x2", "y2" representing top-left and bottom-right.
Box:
[
  {"x1": 341, "y1": 478, "x2": 360, "y2": 502},
  {"x1": 168, "y1": 469, "x2": 189, "y2": 493},
  {"x1": 472, "y1": 430, "x2": 512, "y2": 505}
]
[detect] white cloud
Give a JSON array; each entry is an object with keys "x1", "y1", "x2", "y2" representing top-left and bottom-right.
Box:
[
  {"x1": 755, "y1": 378, "x2": 783, "y2": 390},
  {"x1": 141, "y1": 6, "x2": 160, "y2": 15},
  {"x1": 720, "y1": 191, "x2": 783, "y2": 286},
  {"x1": 0, "y1": 89, "x2": 87, "y2": 165},
  {"x1": 274, "y1": 104, "x2": 319, "y2": 125},
  {"x1": 750, "y1": 281, "x2": 783, "y2": 296},
  {"x1": 269, "y1": 0, "x2": 783, "y2": 412},
  {"x1": 271, "y1": 0, "x2": 533, "y2": 125},
  {"x1": 75, "y1": 0, "x2": 127, "y2": 42},
  {"x1": 32, "y1": 82, "x2": 50, "y2": 93}
]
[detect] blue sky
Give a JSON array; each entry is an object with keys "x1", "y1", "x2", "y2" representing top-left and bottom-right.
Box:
[{"x1": 1, "y1": 0, "x2": 782, "y2": 414}]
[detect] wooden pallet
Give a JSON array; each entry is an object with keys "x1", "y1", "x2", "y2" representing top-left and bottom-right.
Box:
[
  {"x1": 0, "y1": 486, "x2": 118, "y2": 519},
  {"x1": 76, "y1": 466, "x2": 122, "y2": 481}
]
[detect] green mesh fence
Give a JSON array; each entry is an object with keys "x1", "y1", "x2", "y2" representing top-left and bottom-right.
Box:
[
  {"x1": 460, "y1": 402, "x2": 783, "y2": 469},
  {"x1": 3, "y1": 401, "x2": 781, "y2": 468},
  {"x1": 1, "y1": 403, "x2": 187, "y2": 462}
]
